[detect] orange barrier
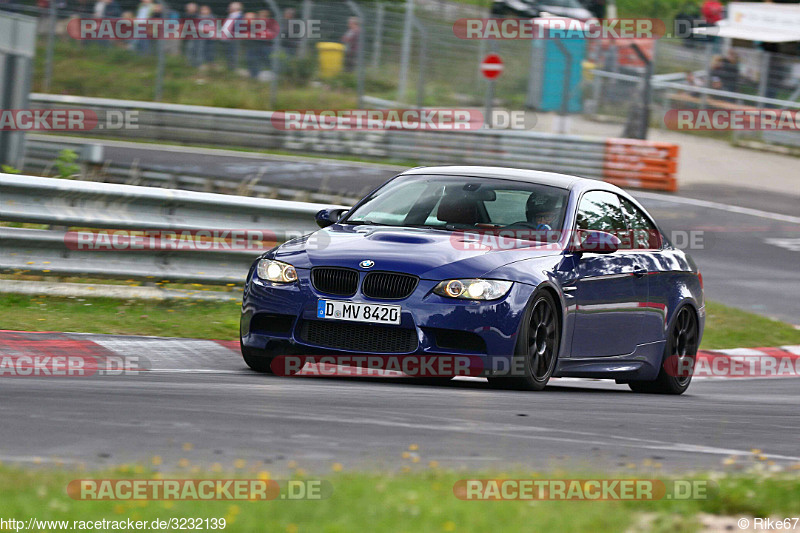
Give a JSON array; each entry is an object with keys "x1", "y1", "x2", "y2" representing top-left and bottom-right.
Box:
[{"x1": 602, "y1": 139, "x2": 679, "y2": 192}]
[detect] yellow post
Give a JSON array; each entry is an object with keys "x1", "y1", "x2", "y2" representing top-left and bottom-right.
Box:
[{"x1": 316, "y1": 42, "x2": 346, "y2": 78}]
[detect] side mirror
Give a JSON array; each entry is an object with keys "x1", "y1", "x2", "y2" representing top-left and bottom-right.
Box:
[
  {"x1": 573, "y1": 229, "x2": 621, "y2": 254},
  {"x1": 315, "y1": 208, "x2": 348, "y2": 229}
]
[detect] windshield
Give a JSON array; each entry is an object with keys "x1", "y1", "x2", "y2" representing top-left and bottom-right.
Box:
[{"x1": 342, "y1": 174, "x2": 570, "y2": 238}]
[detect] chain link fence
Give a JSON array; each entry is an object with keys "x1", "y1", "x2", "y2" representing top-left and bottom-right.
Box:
[{"x1": 5, "y1": 0, "x2": 800, "y2": 148}]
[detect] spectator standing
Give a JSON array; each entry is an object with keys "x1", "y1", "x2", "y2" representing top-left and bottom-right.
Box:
[
  {"x1": 121, "y1": 10, "x2": 135, "y2": 50},
  {"x1": 221, "y1": 1, "x2": 243, "y2": 71},
  {"x1": 134, "y1": 0, "x2": 152, "y2": 54},
  {"x1": 718, "y1": 49, "x2": 740, "y2": 93},
  {"x1": 254, "y1": 9, "x2": 278, "y2": 77},
  {"x1": 342, "y1": 16, "x2": 360, "y2": 72},
  {"x1": 197, "y1": 4, "x2": 216, "y2": 69},
  {"x1": 282, "y1": 7, "x2": 298, "y2": 56},
  {"x1": 244, "y1": 12, "x2": 260, "y2": 78},
  {"x1": 184, "y1": 2, "x2": 200, "y2": 65}
]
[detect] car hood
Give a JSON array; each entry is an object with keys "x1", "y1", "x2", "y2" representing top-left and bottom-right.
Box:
[{"x1": 271, "y1": 224, "x2": 563, "y2": 279}]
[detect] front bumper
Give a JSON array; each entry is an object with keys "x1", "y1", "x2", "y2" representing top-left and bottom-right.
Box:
[{"x1": 240, "y1": 270, "x2": 533, "y2": 362}]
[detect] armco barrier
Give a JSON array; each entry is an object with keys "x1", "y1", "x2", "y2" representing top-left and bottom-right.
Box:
[
  {"x1": 0, "y1": 173, "x2": 343, "y2": 284},
  {"x1": 27, "y1": 94, "x2": 680, "y2": 192}
]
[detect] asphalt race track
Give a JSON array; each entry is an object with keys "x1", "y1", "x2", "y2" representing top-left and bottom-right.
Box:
[
  {"x1": 5, "y1": 140, "x2": 798, "y2": 475},
  {"x1": 1, "y1": 333, "x2": 799, "y2": 474}
]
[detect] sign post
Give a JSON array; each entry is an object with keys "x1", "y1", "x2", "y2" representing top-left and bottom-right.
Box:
[{"x1": 481, "y1": 52, "x2": 503, "y2": 128}]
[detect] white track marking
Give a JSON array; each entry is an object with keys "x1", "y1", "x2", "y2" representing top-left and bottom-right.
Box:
[{"x1": 635, "y1": 191, "x2": 800, "y2": 225}]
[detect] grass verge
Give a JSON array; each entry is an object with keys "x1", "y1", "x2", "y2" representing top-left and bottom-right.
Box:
[
  {"x1": 1, "y1": 462, "x2": 800, "y2": 533},
  {"x1": 0, "y1": 294, "x2": 798, "y2": 349}
]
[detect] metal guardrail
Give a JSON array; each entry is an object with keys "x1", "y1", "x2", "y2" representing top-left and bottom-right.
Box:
[
  {"x1": 22, "y1": 137, "x2": 382, "y2": 205},
  {"x1": 27, "y1": 94, "x2": 680, "y2": 192},
  {"x1": 0, "y1": 173, "x2": 344, "y2": 284}
]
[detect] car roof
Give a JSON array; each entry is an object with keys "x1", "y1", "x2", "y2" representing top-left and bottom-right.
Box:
[{"x1": 399, "y1": 166, "x2": 625, "y2": 195}]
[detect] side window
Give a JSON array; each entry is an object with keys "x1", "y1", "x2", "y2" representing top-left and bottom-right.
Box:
[
  {"x1": 619, "y1": 197, "x2": 661, "y2": 249},
  {"x1": 576, "y1": 191, "x2": 626, "y2": 238}
]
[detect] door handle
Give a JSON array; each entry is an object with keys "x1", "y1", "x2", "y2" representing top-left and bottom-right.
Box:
[{"x1": 632, "y1": 266, "x2": 648, "y2": 278}]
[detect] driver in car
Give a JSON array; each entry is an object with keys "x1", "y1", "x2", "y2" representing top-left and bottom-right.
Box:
[{"x1": 526, "y1": 195, "x2": 560, "y2": 231}]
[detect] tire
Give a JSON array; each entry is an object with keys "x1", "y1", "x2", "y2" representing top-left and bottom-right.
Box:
[
  {"x1": 488, "y1": 291, "x2": 560, "y2": 391},
  {"x1": 629, "y1": 306, "x2": 698, "y2": 395},
  {"x1": 241, "y1": 340, "x2": 275, "y2": 374}
]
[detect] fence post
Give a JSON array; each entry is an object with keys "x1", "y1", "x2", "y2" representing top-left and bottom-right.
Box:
[
  {"x1": 701, "y1": 40, "x2": 713, "y2": 109},
  {"x1": 553, "y1": 40, "x2": 573, "y2": 134},
  {"x1": 154, "y1": 41, "x2": 166, "y2": 101},
  {"x1": 43, "y1": 0, "x2": 57, "y2": 92},
  {"x1": 483, "y1": 39, "x2": 497, "y2": 128},
  {"x1": 621, "y1": 42, "x2": 652, "y2": 140},
  {"x1": 412, "y1": 18, "x2": 426, "y2": 109},
  {"x1": 265, "y1": 0, "x2": 282, "y2": 109},
  {"x1": 371, "y1": 2, "x2": 384, "y2": 69},
  {"x1": 757, "y1": 49, "x2": 771, "y2": 99},
  {"x1": 346, "y1": 0, "x2": 365, "y2": 109},
  {"x1": 397, "y1": 0, "x2": 414, "y2": 101},
  {"x1": 298, "y1": 0, "x2": 312, "y2": 58},
  {"x1": 525, "y1": 37, "x2": 542, "y2": 109}
]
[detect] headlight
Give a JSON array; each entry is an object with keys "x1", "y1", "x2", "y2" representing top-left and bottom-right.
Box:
[
  {"x1": 257, "y1": 259, "x2": 298, "y2": 283},
  {"x1": 433, "y1": 279, "x2": 512, "y2": 300}
]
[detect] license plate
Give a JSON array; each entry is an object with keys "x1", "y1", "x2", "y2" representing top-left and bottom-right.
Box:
[{"x1": 317, "y1": 300, "x2": 401, "y2": 325}]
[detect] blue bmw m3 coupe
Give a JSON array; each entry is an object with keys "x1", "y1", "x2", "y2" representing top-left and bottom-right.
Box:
[{"x1": 240, "y1": 166, "x2": 704, "y2": 394}]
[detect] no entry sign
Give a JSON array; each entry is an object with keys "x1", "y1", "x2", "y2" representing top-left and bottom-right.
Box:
[{"x1": 480, "y1": 54, "x2": 504, "y2": 80}]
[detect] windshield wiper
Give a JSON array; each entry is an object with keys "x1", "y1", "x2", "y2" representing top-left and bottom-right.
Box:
[{"x1": 402, "y1": 224, "x2": 459, "y2": 232}]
